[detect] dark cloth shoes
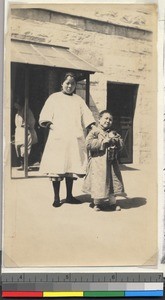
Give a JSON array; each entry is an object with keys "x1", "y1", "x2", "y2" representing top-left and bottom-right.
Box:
[
  {"x1": 110, "y1": 204, "x2": 121, "y2": 211},
  {"x1": 52, "y1": 199, "x2": 62, "y2": 208}
]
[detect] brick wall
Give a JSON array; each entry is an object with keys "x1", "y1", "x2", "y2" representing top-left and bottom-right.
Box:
[{"x1": 10, "y1": 7, "x2": 157, "y2": 164}]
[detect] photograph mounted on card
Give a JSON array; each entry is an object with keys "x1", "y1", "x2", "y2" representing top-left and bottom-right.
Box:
[{"x1": 3, "y1": 2, "x2": 158, "y2": 268}]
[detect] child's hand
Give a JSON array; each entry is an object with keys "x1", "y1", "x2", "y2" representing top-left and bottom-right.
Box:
[
  {"x1": 108, "y1": 131, "x2": 116, "y2": 139},
  {"x1": 109, "y1": 131, "x2": 120, "y2": 141},
  {"x1": 103, "y1": 137, "x2": 111, "y2": 144}
]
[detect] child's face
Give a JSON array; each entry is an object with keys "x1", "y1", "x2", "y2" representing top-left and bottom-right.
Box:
[
  {"x1": 62, "y1": 76, "x2": 76, "y2": 95},
  {"x1": 99, "y1": 113, "x2": 113, "y2": 129}
]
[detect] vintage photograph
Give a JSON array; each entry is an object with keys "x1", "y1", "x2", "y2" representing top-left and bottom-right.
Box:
[
  {"x1": 3, "y1": 3, "x2": 158, "y2": 267},
  {"x1": 161, "y1": 26, "x2": 165, "y2": 264}
]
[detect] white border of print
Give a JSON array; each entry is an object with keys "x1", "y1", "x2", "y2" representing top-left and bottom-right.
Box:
[{"x1": 2, "y1": 0, "x2": 165, "y2": 276}]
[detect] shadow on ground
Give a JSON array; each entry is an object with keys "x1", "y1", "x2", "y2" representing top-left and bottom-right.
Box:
[
  {"x1": 116, "y1": 197, "x2": 147, "y2": 209},
  {"x1": 101, "y1": 197, "x2": 147, "y2": 212},
  {"x1": 76, "y1": 194, "x2": 92, "y2": 203},
  {"x1": 11, "y1": 175, "x2": 46, "y2": 180},
  {"x1": 77, "y1": 194, "x2": 147, "y2": 211}
]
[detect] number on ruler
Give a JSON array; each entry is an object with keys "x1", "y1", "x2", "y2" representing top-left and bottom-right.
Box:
[
  {"x1": 18, "y1": 274, "x2": 24, "y2": 282},
  {"x1": 155, "y1": 274, "x2": 163, "y2": 282}
]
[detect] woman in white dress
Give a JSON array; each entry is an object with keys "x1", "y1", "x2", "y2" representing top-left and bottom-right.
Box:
[
  {"x1": 14, "y1": 102, "x2": 38, "y2": 170},
  {"x1": 39, "y1": 72, "x2": 95, "y2": 207}
]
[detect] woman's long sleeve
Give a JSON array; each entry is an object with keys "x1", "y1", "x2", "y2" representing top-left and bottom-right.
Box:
[
  {"x1": 80, "y1": 99, "x2": 95, "y2": 129},
  {"x1": 39, "y1": 95, "x2": 54, "y2": 127}
]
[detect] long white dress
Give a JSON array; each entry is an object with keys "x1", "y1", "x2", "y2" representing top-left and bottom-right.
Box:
[
  {"x1": 39, "y1": 92, "x2": 95, "y2": 177},
  {"x1": 15, "y1": 108, "x2": 38, "y2": 157}
]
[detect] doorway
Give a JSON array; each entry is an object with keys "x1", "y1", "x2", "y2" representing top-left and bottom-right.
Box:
[
  {"x1": 11, "y1": 63, "x2": 50, "y2": 168},
  {"x1": 11, "y1": 63, "x2": 93, "y2": 177},
  {"x1": 107, "y1": 82, "x2": 139, "y2": 164}
]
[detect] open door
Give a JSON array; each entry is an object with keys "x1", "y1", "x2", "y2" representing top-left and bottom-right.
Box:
[{"x1": 107, "y1": 82, "x2": 138, "y2": 164}]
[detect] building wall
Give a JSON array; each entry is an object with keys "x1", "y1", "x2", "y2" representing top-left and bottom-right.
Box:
[{"x1": 10, "y1": 7, "x2": 157, "y2": 164}]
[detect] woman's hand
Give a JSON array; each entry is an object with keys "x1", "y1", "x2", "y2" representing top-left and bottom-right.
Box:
[
  {"x1": 88, "y1": 123, "x2": 96, "y2": 130},
  {"x1": 49, "y1": 124, "x2": 54, "y2": 130},
  {"x1": 44, "y1": 122, "x2": 53, "y2": 130},
  {"x1": 39, "y1": 121, "x2": 52, "y2": 128}
]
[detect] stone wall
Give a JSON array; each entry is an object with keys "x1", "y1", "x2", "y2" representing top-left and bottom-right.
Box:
[{"x1": 10, "y1": 7, "x2": 157, "y2": 164}]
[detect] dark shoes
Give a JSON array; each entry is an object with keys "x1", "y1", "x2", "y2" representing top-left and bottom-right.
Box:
[
  {"x1": 52, "y1": 199, "x2": 62, "y2": 208},
  {"x1": 17, "y1": 166, "x2": 24, "y2": 171},
  {"x1": 89, "y1": 202, "x2": 102, "y2": 211},
  {"x1": 52, "y1": 196, "x2": 81, "y2": 207},
  {"x1": 89, "y1": 202, "x2": 121, "y2": 211},
  {"x1": 89, "y1": 202, "x2": 95, "y2": 208},
  {"x1": 17, "y1": 165, "x2": 33, "y2": 171},
  {"x1": 94, "y1": 205, "x2": 102, "y2": 211},
  {"x1": 110, "y1": 204, "x2": 121, "y2": 211},
  {"x1": 17, "y1": 164, "x2": 24, "y2": 171}
]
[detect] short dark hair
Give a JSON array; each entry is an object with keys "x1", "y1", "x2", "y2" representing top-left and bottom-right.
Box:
[
  {"x1": 61, "y1": 72, "x2": 77, "y2": 84},
  {"x1": 99, "y1": 110, "x2": 113, "y2": 119}
]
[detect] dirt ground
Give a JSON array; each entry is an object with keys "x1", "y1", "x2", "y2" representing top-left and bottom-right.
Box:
[{"x1": 3, "y1": 164, "x2": 157, "y2": 268}]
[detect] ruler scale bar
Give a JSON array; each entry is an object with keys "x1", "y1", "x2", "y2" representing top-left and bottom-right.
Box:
[
  {"x1": 125, "y1": 290, "x2": 164, "y2": 297},
  {"x1": 84, "y1": 291, "x2": 125, "y2": 297},
  {"x1": 2, "y1": 272, "x2": 164, "y2": 282},
  {"x1": 44, "y1": 292, "x2": 83, "y2": 297},
  {"x1": 2, "y1": 291, "x2": 43, "y2": 297},
  {"x1": 2, "y1": 273, "x2": 164, "y2": 298},
  {"x1": 2, "y1": 282, "x2": 164, "y2": 291},
  {"x1": 2, "y1": 290, "x2": 164, "y2": 298}
]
